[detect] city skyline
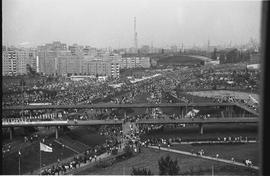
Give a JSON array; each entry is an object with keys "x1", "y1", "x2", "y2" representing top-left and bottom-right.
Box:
[{"x1": 3, "y1": 0, "x2": 262, "y2": 48}]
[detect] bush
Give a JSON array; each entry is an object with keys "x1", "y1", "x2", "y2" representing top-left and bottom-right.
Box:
[
  {"x1": 123, "y1": 145, "x2": 133, "y2": 158},
  {"x1": 131, "y1": 167, "x2": 152, "y2": 175},
  {"x1": 158, "y1": 155, "x2": 180, "y2": 175},
  {"x1": 111, "y1": 148, "x2": 118, "y2": 155},
  {"x1": 94, "y1": 160, "x2": 113, "y2": 168}
]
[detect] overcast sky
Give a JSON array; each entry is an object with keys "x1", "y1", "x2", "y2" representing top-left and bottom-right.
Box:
[{"x1": 2, "y1": 0, "x2": 262, "y2": 48}]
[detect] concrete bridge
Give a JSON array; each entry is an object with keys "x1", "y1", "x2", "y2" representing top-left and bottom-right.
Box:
[
  {"x1": 1, "y1": 102, "x2": 246, "y2": 110},
  {"x1": 3, "y1": 117, "x2": 258, "y2": 140}
]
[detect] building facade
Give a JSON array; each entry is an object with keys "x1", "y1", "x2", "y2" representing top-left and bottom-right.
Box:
[
  {"x1": 120, "y1": 57, "x2": 150, "y2": 69},
  {"x1": 2, "y1": 47, "x2": 37, "y2": 76}
]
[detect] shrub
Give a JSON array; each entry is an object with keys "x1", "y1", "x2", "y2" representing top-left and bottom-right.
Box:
[{"x1": 158, "y1": 155, "x2": 180, "y2": 175}]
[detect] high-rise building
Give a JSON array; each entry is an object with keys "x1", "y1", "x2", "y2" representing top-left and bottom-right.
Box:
[
  {"x1": 2, "y1": 47, "x2": 16, "y2": 75},
  {"x1": 81, "y1": 58, "x2": 119, "y2": 78},
  {"x1": 44, "y1": 41, "x2": 67, "y2": 51},
  {"x1": 120, "y1": 57, "x2": 150, "y2": 69},
  {"x1": 56, "y1": 55, "x2": 82, "y2": 74},
  {"x1": 37, "y1": 50, "x2": 57, "y2": 75},
  {"x1": 2, "y1": 47, "x2": 36, "y2": 75}
]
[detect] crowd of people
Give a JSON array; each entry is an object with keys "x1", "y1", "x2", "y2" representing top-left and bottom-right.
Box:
[{"x1": 40, "y1": 139, "x2": 122, "y2": 175}]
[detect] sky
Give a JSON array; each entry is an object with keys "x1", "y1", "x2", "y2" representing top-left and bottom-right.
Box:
[{"x1": 2, "y1": 0, "x2": 262, "y2": 48}]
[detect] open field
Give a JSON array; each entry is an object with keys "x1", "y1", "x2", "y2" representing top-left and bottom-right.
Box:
[
  {"x1": 2, "y1": 139, "x2": 76, "y2": 174},
  {"x1": 76, "y1": 148, "x2": 258, "y2": 175},
  {"x1": 2, "y1": 126, "x2": 107, "y2": 175}
]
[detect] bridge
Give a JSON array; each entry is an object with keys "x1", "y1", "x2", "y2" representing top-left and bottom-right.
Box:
[
  {"x1": 3, "y1": 117, "x2": 258, "y2": 140},
  {"x1": 2, "y1": 103, "x2": 259, "y2": 140},
  {"x1": 2, "y1": 120, "x2": 123, "y2": 127},
  {"x1": 1, "y1": 102, "x2": 246, "y2": 110},
  {"x1": 136, "y1": 117, "x2": 258, "y2": 124}
]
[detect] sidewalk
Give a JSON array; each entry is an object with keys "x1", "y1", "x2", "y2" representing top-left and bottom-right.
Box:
[{"x1": 148, "y1": 146, "x2": 259, "y2": 170}]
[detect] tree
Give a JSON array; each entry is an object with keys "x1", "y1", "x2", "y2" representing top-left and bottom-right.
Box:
[
  {"x1": 131, "y1": 167, "x2": 152, "y2": 175},
  {"x1": 123, "y1": 144, "x2": 133, "y2": 158},
  {"x1": 158, "y1": 155, "x2": 180, "y2": 175}
]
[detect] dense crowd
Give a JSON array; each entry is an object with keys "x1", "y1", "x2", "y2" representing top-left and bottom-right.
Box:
[{"x1": 40, "y1": 139, "x2": 122, "y2": 175}]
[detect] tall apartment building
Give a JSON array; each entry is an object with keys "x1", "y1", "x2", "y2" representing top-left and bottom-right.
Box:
[
  {"x1": 56, "y1": 55, "x2": 82, "y2": 74},
  {"x1": 68, "y1": 44, "x2": 84, "y2": 56},
  {"x1": 120, "y1": 57, "x2": 150, "y2": 69},
  {"x1": 81, "y1": 59, "x2": 120, "y2": 78},
  {"x1": 2, "y1": 47, "x2": 37, "y2": 75},
  {"x1": 2, "y1": 48, "x2": 17, "y2": 75},
  {"x1": 37, "y1": 50, "x2": 57, "y2": 75},
  {"x1": 43, "y1": 41, "x2": 67, "y2": 51}
]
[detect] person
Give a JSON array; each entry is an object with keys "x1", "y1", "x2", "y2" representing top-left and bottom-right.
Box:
[
  {"x1": 158, "y1": 143, "x2": 161, "y2": 150},
  {"x1": 216, "y1": 154, "x2": 219, "y2": 158}
]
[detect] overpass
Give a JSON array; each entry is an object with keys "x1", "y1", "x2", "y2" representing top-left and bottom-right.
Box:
[
  {"x1": 2, "y1": 117, "x2": 258, "y2": 128},
  {"x1": 136, "y1": 117, "x2": 258, "y2": 124},
  {"x1": 1, "y1": 102, "x2": 240, "y2": 110},
  {"x1": 3, "y1": 117, "x2": 258, "y2": 140},
  {"x1": 2, "y1": 102, "x2": 259, "y2": 117}
]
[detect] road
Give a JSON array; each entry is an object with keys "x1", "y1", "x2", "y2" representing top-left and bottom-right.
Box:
[
  {"x1": 2, "y1": 102, "x2": 235, "y2": 110},
  {"x1": 2, "y1": 117, "x2": 258, "y2": 128}
]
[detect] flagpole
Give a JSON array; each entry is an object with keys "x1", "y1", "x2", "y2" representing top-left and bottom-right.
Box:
[
  {"x1": 40, "y1": 143, "x2": 41, "y2": 175},
  {"x1": 18, "y1": 151, "x2": 21, "y2": 175}
]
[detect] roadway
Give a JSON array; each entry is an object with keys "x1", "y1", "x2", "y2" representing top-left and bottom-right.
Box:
[
  {"x1": 2, "y1": 102, "x2": 236, "y2": 110},
  {"x1": 2, "y1": 117, "x2": 258, "y2": 128},
  {"x1": 2, "y1": 120, "x2": 123, "y2": 128},
  {"x1": 136, "y1": 117, "x2": 258, "y2": 124}
]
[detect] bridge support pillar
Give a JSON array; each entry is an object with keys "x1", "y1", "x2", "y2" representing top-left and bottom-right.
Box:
[
  {"x1": 221, "y1": 111, "x2": 224, "y2": 118},
  {"x1": 55, "y1": 126, "x2": 59, "y2": 139},
  {"x1": 9, "y1": 127, "x2": 14, "y2": 140},
  {"x1": 199, "y1": 124, "x2": 204, "y2": 135}
]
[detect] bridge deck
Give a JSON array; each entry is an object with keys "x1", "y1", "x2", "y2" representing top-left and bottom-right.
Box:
[
  {"x1": 2, "y1": 102, "x2": 236, "y2": 110},
  {"x1": 2, "y1": 117, "x2": 258, "y2": 128},
  {"x1": 136, "y1": 117, "x2": 258, "y2": 124}
]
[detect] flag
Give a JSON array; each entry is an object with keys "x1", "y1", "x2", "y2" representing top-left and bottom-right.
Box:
[{"x1": 40, "y1": 143, "x2": 53, "y2": 152}]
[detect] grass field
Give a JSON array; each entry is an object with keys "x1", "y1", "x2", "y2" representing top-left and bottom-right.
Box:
[
  {"x1": 2, "y1": 139, "x2": 76, "y2": 174},
  {"x1": 76, "y1": 148, "x2": 258, "y2": 175},
  {"x1": 2, "y1": 126, "x2": 107, "y2": 175}
]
